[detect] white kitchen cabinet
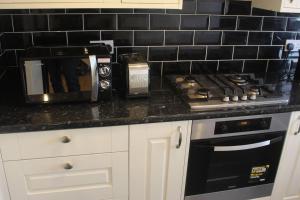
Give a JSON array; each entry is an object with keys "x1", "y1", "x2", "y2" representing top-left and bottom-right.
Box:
[
  {"x1": 252, "y1": 0, "x2": 300, "y2": 13},
  {"x1": 272, "y1": 112, "x2": 300, "y2": 200},
  {"x1": 0, "y1": 156, "x2": 10, "y2": 200},
  {"x1": 0, "y1": 0, "x2": 182, "y2": 9},
  {"x1": 4, "y1": 152, "x2": 128, "y2": 200},
  {"x1": 129, "y1": 121, "x2": 191, "y2": 200}
]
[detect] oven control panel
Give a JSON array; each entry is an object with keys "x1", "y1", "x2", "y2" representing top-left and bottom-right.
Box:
[{"x1": 215, "y1": 117, "x2": 272, "y2": 135}]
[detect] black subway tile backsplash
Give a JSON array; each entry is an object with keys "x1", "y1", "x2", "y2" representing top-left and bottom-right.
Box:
[
  {"x1": 197, "y1": 0, "x2": 225, "y2": 14},
  {"x1": 210, "y1": 16, "x2": 237, "y2": 30},
  {"x1": 222, "y1": 31, "x2": 247, "y2": 45},
  {"x1": 178, "y1": 46, "x2": 206, "y2": 60},
  {"x1": 181, "y1": 15, "x2": 209, "y2": 30},
  {"x1": 1, "y1": 0, "x2": 300, "y2": 78},
  {"x1": 84, "y1": 14, "x2": 116, "y2": 30},
  {"x1": 49, "y1": 14, "x2": 83, "y2": 31},
  {"x1": 13, "y1": 15, "x2": 48, "y2": 32},
  {"x1": 150, "y1": 15, "x2": 180, "y2": 30},
  {"x1": 118, "y1": 14, "x2": 149, "y2": 30},
  {"x1": 207, "y1": 46, "x2": 233, "y2": 60},
  {"x1": 134, "y1": 31, "x2": 164, "y2": 46},
  {"x1": 165, "y1": 31, "x2": 194, "y2": 45}
]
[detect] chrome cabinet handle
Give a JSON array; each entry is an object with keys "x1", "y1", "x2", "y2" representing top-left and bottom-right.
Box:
[
  {"x1": 176, "y1": 127, "x2": 182, "y2": 149},
  {"x1": 61, "y1": 136, "x2": 71, "y2": 143},
  {"x1": 64, "y1": 163, "x2": 73, "y2": 170}
]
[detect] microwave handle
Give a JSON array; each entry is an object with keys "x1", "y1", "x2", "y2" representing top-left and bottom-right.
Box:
[
  {"x1": 90, "y1": 55, "x2": 99, "y2": 102},
  {"x1": 213, "y1": 136, "x2": 283, "y2": 152}
]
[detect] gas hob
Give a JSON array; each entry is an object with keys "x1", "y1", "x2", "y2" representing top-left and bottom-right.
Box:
[{"x1": 167, "y1": 74, "x2": 290, "y2": 110}]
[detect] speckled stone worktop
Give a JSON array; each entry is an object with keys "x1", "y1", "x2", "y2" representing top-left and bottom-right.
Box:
[{"x1": 1, "y1": 77, "x2": 300, "y2": 134}]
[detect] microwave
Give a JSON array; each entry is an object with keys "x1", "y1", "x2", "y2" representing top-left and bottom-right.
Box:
[{"x1": 19, "y1": 46, "x2": 112, "y2": 104}]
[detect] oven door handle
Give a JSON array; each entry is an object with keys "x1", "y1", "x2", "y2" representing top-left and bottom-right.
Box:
[
  {"x1": 213, "y1": 136, "x2": 283, "y2": 152},
  {"x1": 90, "y1": 55, "x2": 99, "y2": 102}
]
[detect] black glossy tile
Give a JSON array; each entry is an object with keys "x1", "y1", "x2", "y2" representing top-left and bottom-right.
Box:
[
  {"x1": 1, "y1": 33, "x2": 32, "y2": 49},
  {"x1": 218, "y1": 60, "x2": 243, "y2": 73},
  {"x1": 33, "y1": 32, "x2": 67, "y2": 46},
  {"x1": 150, "y1": 15, "x2": 180, "y2": 30},
  {"x1": 84, "y1": 14, "x2": 116, "y2": 30},
  {"x1": 49, "y1": 14, "x2": 83, "y2": 31},
  {"x1": 67, "y1": 9, "x2": 100, "y2": 13},
  {"x1": 248, "y1": 32, "x2": 272, "y2": 45},
  {"x1": 267, "y1": 60, "x2": 290, "y2": 74},
  {"x1": 237, "y1": 17, "x2": 262, "y2": 30},
  {"x1": 13, "y1": 15, "x2": 48, "y2": 32},
  {"x1": 210, "y1": 16, "x2": 237, "y2": 30},
  {"x1": 30, "y1": 9, "x2": 65, "y2": 14},
  {"x1": 226, "y1": 1, "x2": 251, "y2": 15},
  {"x1": 68, "y1": 31, "x2": 100, "y2": 46},
  {"x1": 149, "y1": 47, "x2": 178, "y2": 61},
  {"x1": 222, "y1": 31, "x2": 247, "y2": 45},
  {"x1": 163, "y1": 62, "x2": 190, "y2": 75},
  {"x1": 181, "y1": 15, "x2": 208, "y2": 30},
  {"x1": 262, "y1": 17, "x2": 287, "y2": 31},
  {"x1": 197, "y1": 0, "x2": 225, "y2": 14},
  {"x1": 134, "y1": 31, "x2": 164, "y2": 46},
  {"x1": 0, "y1": 9, "x2": 29, "y2": 14},
  {"x1": 101, "y1": 31, "x2": 133, "y2": 46},
  {"x1": 0, "y1": 51, "x2": 17, "y2": 67},
  {"x1": 194, "y1": 31, "x2": 222, "y2": 45},
  {"x1": 277, "y1": 12, "x2": 300, "y2": 17},
  {"x1": 0, "y1": 15, "x2": 12, "y2": 32},
  {"x1": 258, "y1": 46, "x2": 282, "y2": 59},
  {"x1": 287, "y1": 18, "x2": 300, "y2": 31},
  {"x1": 207, "y1": 46, "x2": 233, "y2": 60},
  {"x1": 273, "y1": 32, "x2": 296, "y2": 45},
  {"x1": 167, "y1": 0, "x2": 196, "y2": 14},
  {"x1": 117, "y1": 47, "x2": 148, "y2": 61},
  {"x1": 178, "y1": 46, "x2": 206, "y2": 60},
  {"x1": 165, "y1": 31, "x2": 193, "y2": 45},
  {"x1": 118, "y1": 14, "x2": 149, "y2": 30},
  {"x1": 252, "y1": 8, "x2": 276, "y2": 16},
  {"x1": 244, "y1": 60, "x2": 268, "y2": 77},
  {"x1": 234, "y1": 46, "x2": 258, "y2": 59},
  {"x1": 191, "y1": 61, "x2": 218, "y2": 74},
  {"x1": 149, "y1": 62, "x2": 162, "y2": 76},
  {"x1": 134, "y1": 9, "x2": 165, "y2": 14},
  {"x1": 101, "y1": 9, "x2": 133, "y2": 13}
]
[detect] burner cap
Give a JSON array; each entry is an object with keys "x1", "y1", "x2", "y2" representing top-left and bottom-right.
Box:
[
  {"x1": 249, "y1": 86, "x2": 261, "y2": 95},
  {"x1": 228, "y1": 75, "x2": 247, "y2": 84},
  {"x1": 197, "y1": 88, "x2": 210, "y2": 95}
]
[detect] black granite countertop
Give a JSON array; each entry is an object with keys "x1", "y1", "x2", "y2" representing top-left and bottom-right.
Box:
[{"x1": 1, "y1": 77, "x2": 300, "y2": 134}]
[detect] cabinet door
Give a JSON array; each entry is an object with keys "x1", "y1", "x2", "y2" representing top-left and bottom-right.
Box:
[
  {"x1": 4, "y1": 153, "x2": 128, "y2": 200},
  {"x1": 129, "y1": 121, "x2": 191, "y2": 200},
  {"x1": 272, "y1": 112, "x2": 300, "y2": 200},
  {"x1": 122, "y1": 0, "x2": 178, "y2": 4}
]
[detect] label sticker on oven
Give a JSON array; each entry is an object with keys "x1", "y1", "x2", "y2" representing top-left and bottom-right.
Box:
[
  {"x1": 249, "y1": 165, "x2": 270, "y2": 183},
  {"x1": 98, "y1": 58, "x2": 111, "y2": 63}
]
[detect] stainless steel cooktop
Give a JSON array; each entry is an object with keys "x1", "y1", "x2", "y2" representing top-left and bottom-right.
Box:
[{"x1": 167, "y1": 74, "x2": 290, "y2": 110}]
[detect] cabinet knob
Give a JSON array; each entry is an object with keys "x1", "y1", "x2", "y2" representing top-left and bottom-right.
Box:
[
  {"x1": 61, "y1": 136, "x2": 71, "y2": 143},
  {"x1": 176, "y1": 126, "x2": 183, "y2": 149},
  {"x1": 64, "y1": 163, "x2": 73, "y2": 170}
]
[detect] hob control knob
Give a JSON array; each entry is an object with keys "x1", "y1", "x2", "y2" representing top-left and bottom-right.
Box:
[
  {"x1": 232, "y1": 96, "x2": 239, "y2": 102},
  {"x1": 98, "y1": 66, "x2": 111, "y2": 78},
  {"x1": 223, "y1": 96, "x2": 230, "y2": 102},
  {"x1": 241, "y1": 95, "x2": 248, "y2": 101},
  {"x1": 249, "y1": 94, "x2": 257, "y2": 100},
  {"x1": 100, "y1": 80, "x2": 111, "y2": 90}
]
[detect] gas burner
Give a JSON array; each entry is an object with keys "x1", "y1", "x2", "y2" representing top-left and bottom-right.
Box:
[
  {"x1": 227, "y1": 75, "x2": 248, "y2": 86},
  {"x1": 177, "y1": 76, "x2": 200, "y2": 90}
]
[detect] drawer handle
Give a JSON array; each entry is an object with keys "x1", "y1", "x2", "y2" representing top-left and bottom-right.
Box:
[
  {"x1": 61, "y1": 136, "x2": 71, "y2": 143},
  {"x1": 64, "y1": 163, "x2": 73, "y2": 170}
]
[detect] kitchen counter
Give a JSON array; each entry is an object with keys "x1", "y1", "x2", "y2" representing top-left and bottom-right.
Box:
[{"x1": 1, "y1": 77, "x2": 300, "y2": 134}]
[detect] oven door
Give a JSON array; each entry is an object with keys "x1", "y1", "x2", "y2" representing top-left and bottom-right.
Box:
[
  {"x1": 21, "y1": 56, "x2": 98, "y2": 104},
  {"x1": 185, "y1": 131, "x2": 285, "y2": 200}
]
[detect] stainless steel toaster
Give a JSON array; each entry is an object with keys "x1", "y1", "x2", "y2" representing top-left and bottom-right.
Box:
[{"x1": 120, "y1": 53, "x2": 150, "y2": 98}]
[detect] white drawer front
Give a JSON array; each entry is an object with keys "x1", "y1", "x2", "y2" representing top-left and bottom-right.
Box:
[
  {"x1": 4, "y1": 152, "x2": 128, "y2": 200},
  {"x1": 18, "y1": 126, "x2": 128, "y2": 159}
]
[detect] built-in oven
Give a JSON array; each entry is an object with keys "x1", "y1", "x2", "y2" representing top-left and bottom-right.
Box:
[{"x1": 185, "y1": 113, "x2": 291, "y2": 200}]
